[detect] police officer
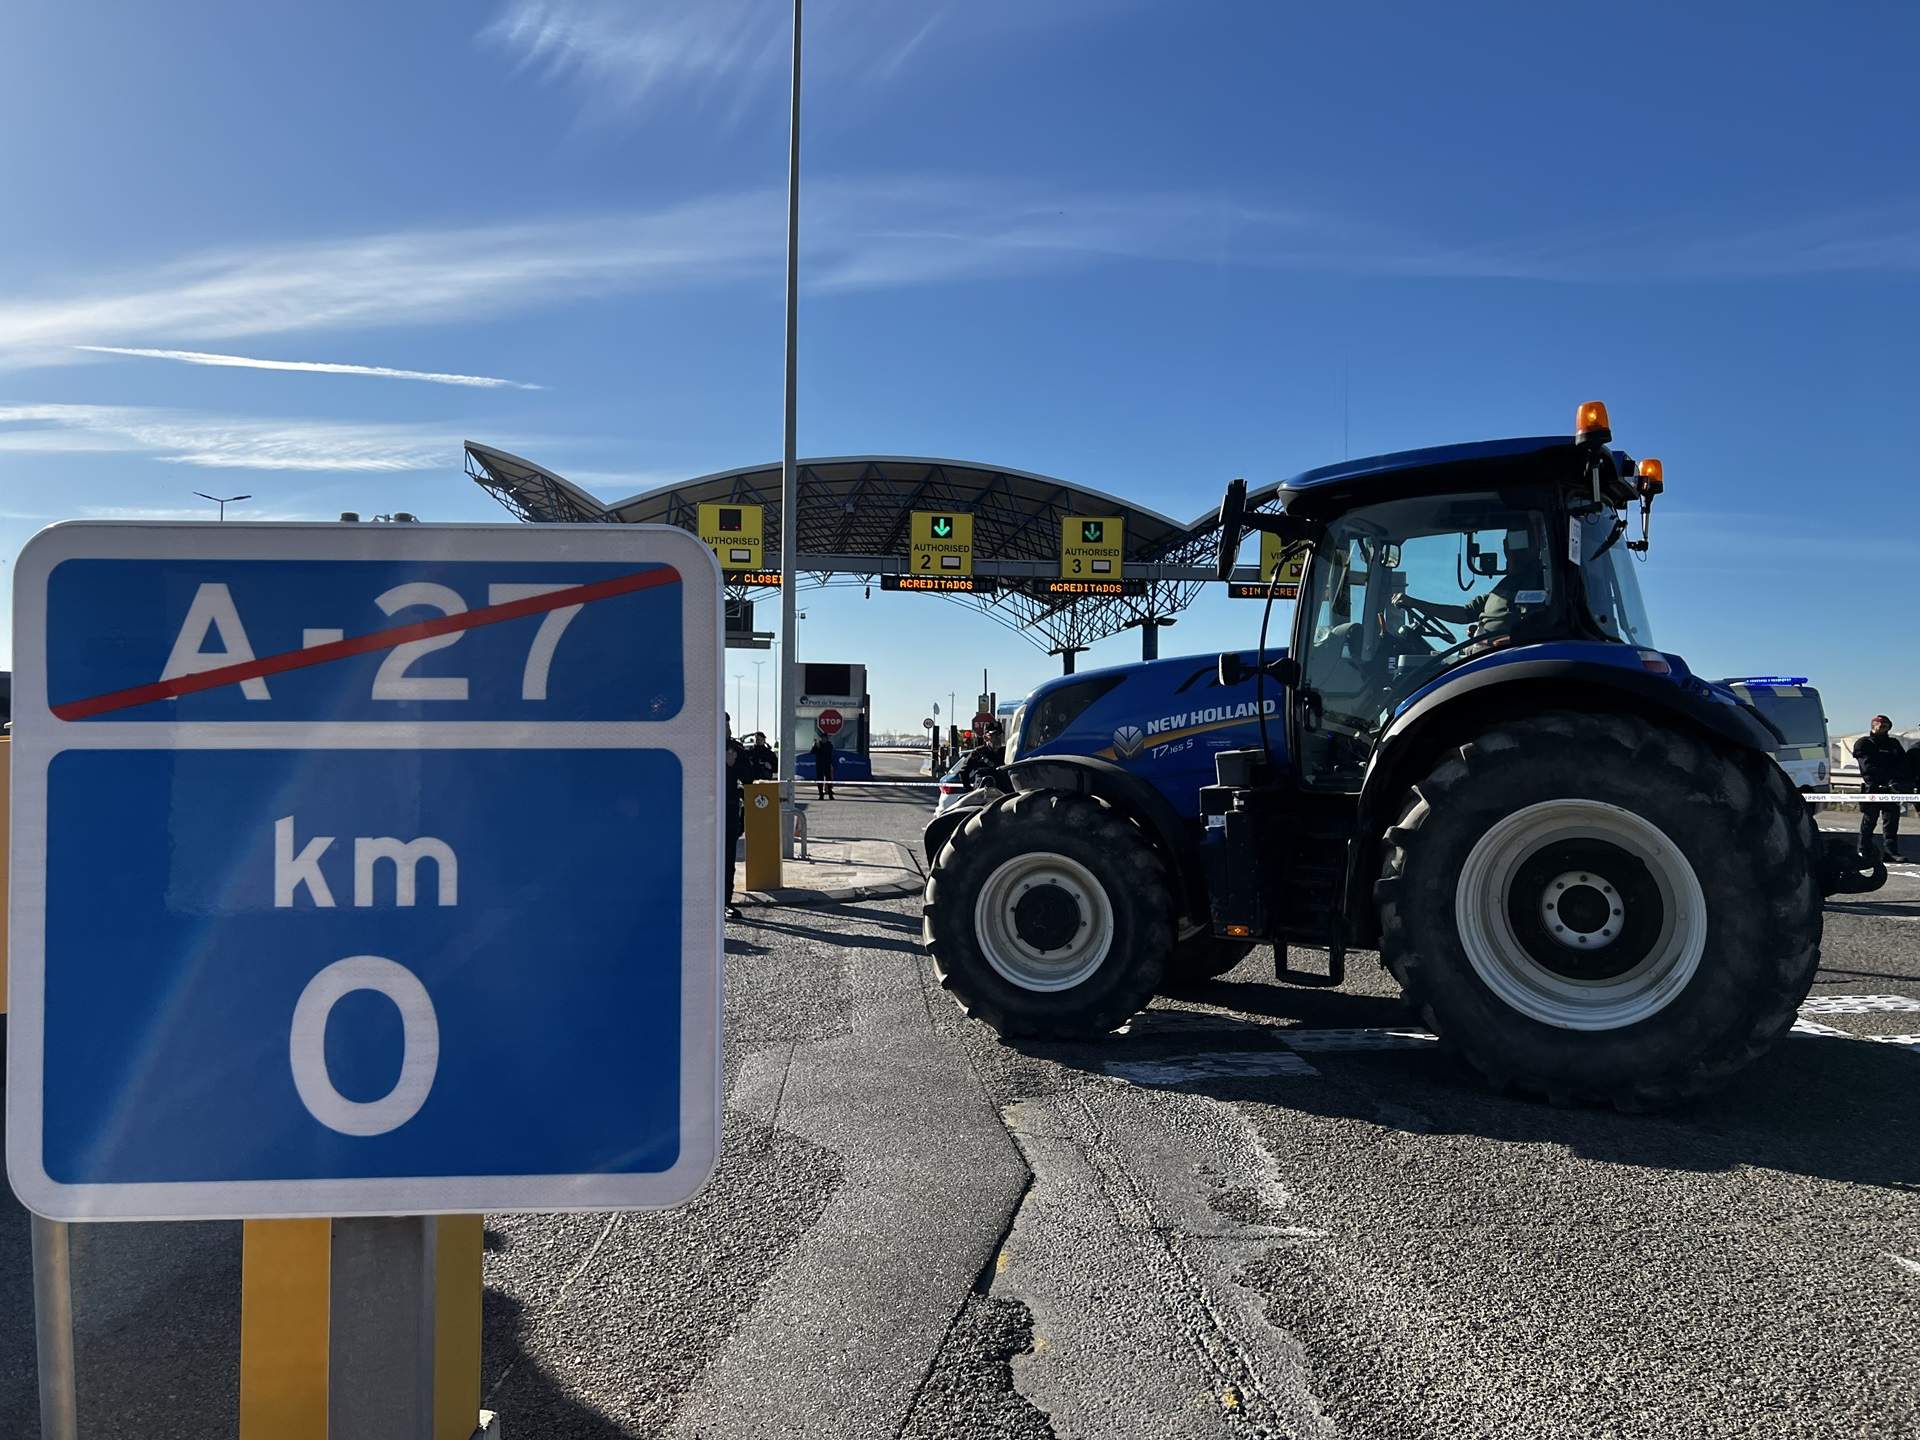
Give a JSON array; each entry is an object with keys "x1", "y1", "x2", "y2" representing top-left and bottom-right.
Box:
[
  {"x1": 1852, "y1": 714, "x2": 1909, "y2": 862},
  {"x1": 724, "y1": 717, "x2": 747, "y2": 919},
  {"x1": 809, "y1": 732, "x2": 837, "y2": 799}
]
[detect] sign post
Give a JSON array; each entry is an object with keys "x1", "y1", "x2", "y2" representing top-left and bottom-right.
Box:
[{"x1": 8, "y1": 522, "x2": 724, "y2": 1432}]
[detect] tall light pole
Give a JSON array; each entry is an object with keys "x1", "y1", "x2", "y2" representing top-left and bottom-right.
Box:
[
  {"x1": 194, "y1": 492, "x2": 250, "y2": 521},
  {"x1": 752, "y1": 658, "x2": 766, "y2": 734},
  {"x1": 776, "y1": 0, "x2": 804, "y2": 856},
  {"x1": 734, "y1": 673, "x2": 746, "y2": 729}
]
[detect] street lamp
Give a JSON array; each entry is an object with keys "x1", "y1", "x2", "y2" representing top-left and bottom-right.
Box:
[
  {"x1": 194, "y1": 492, "x2": 250, "y2": 521},
  {"x1": 777, "y1": 0, "x2": 804, "y2": 856}
]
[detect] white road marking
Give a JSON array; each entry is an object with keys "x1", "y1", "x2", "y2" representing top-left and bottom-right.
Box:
[
  {"x1": 1799, "y1": 994, "x2": 1920, "y2": 1014},
  {"x1": 1111, "y1": 995, "x2": 1920, "y2": 1089},
  {"x1": 1791, "y1": 1019, "x2": 1856, "y2": 1038}
]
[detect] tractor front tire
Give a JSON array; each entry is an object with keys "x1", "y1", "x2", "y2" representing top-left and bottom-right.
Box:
[
  {"x1": 1376, "y1": 712, "x2": 1821, "y2": 1109},
  {"x1": 923, "y1": 791, "x2": 1171, "y2": 1039}
]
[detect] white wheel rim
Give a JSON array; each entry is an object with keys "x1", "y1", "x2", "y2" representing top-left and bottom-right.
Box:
[
  {"x1": 1454, "y1": 799, "x2": 1706, "y2": 1031},
  {"x1": 973, "y1": 852, "x2": 1115, "y2": 993}
]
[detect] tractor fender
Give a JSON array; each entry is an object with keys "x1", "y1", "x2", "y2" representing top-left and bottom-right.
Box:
[
  {"x1": 922, "y1": 788, "x2": 1008, "y2": 865},
  {"x1": 1374, "y1": 658, "x2": 1778, "y2": 792},
  {"x1": 1001, "y1": 755, "x2": 1207, "y2": 922},
  {"x1": 1344, "y1": 658, "x2": 1785, "y2": 948}
]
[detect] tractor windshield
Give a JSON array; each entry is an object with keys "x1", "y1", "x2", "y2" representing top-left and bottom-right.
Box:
[
  {"x1": 1297, "y1": 492, "x2": 1554, "y2": 787},
  {"x1": 1577, "y1": 508, "x2": 1656, "y2": 648}
]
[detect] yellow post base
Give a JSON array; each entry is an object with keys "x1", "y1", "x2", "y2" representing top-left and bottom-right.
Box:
[
  {"x1": 239, "y1": 1214, "x2": 484, "y2": 1440},
  {"x1": 240, "y1": 1219, "x2": 330, "y2": 1440},
  {"x1": 744, "y1": 780, "x2": 783, "y2": 890}
]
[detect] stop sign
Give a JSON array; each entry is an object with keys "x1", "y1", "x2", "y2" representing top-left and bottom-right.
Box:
[
  {"x1": 972, "y1": 711, "x2": 994, "y2": 733},
  {"x1": 815, "y1": 708, "x2": 844, "y2": 737}
]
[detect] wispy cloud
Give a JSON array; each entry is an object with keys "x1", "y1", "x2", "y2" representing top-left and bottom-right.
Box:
[
  {"x1": 73, "y1": 346, "x2": 541, "y2": 390},
  {"x1": 477, "y1": 0, "x2": 1098, "y2": 119},
  {"x1": 0, "y1": 191, "x2": 776, "y2": 370},
  {"x1": 5, "y1": 183, "x2": 1917, "y2": 375},
  {"x1": 0, "y1": 404, "x2": 456, "y2": 472}
]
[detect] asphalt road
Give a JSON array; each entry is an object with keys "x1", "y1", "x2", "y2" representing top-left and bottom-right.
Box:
[{"x1": 2, "y1": 774, "x2": 1916, "y2": 1437}]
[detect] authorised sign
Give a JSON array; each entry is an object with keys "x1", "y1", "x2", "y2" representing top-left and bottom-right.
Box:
[
  {"x1": 7, "y1": 522, "x2": 724, "y2": 1221},
  {"x1": 697, "y1": 502, "x2": 764, "y2": 571},
  {"x1": 1060, "y1": 515, "x2": 1124, "y2": 580},
  {"x1": 910, "y1": 512, "x2": 974, "y2": 577}
]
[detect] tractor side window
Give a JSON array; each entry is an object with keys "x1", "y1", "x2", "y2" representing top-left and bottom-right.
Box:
[
  {"x1": 1297, "y1": 493, "x2": 1553, "y2": 789},
  {"x1": 1577, "y1": 509, "x2": 1656, "y2": 648}
]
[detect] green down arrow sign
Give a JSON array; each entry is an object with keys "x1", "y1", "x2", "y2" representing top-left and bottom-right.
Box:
[{"x1": 932, "y1": 516, "x2": 954, "y2": 538}]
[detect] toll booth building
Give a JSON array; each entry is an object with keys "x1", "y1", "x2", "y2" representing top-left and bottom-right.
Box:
[{"x1": 794, "y1": 661, "x2": 872, "y2": 781}]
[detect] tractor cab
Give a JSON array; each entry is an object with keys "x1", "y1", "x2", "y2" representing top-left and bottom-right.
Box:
[{"x1": 1218, "y1": 404, "x2": 1664, "y2": 797}]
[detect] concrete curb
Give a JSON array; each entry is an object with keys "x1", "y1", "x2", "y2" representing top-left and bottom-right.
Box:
[{"x1": 735, "y1": 839, "x2": 925, "y2": 910}]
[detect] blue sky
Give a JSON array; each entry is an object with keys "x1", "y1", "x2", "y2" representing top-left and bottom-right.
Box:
[{"x1": 2, "y1": 2, "x2": 1915, "y2": 735}]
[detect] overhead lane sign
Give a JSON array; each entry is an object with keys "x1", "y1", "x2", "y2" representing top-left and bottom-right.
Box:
[
  {"x1": 880, "y1": 574, "x2": 995, "y2": 595},
  {"x1": 1228, "y1": 535, "x2": 1309, "y2": 600},
  {"x1": 1060, "y1": 516, "x2": 1124, "y2": 580},
  {"x1": 911, "y1": 511, "x2": 973, "y2": 578},
  {"x1": 8, "y1": 522, "x2": 724, "y2": 1221},
  {"x1": 698, "y1": 502, "x2": 763, "y2": 572}
]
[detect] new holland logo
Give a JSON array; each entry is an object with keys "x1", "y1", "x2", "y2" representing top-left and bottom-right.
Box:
[{"x1": 1112, "y1": 724, "x2": 1146, "y2": 758}]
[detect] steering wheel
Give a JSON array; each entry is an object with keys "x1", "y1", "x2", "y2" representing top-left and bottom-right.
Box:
[{"x1": 1390, "y1": 593, "x2": 1457, "y2": 644}]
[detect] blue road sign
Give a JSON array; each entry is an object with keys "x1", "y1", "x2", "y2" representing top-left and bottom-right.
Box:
[{"x1": 7, "y1": 523, "x2": 724, "y2": 1220}]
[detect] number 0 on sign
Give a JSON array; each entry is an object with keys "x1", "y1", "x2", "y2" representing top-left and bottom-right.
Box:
[{"x1": 5, "y1": 522, "x2": 725, "y2": 1221}]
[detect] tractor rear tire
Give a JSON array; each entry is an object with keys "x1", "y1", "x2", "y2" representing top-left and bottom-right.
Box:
[
  {"x1": 923, "y1": 790, "x2": 1171, "y2": 1039},
  {"x1": 1376, "y1": 712, "x2": 1821, "y2": 1110},
  {"x1": 1163, "y1": 936, "x2": 1256, "y2": 989}
]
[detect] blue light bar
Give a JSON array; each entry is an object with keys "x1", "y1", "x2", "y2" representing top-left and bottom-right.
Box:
[{"x1": 1724, "y1": 675, "x2": 1809, "y2": 687}]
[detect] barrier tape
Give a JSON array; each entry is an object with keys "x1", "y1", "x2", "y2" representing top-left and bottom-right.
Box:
[
  {"x1": 1804, "y1": 794, "x2": 1920, "y2": 804},
  {"x1": 795, "y1": 779, "x2": 946, "y2": 789}
]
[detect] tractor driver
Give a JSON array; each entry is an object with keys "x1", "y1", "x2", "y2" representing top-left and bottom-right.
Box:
[{"x1": 1393, "y1": 526, "x2": 1544, "y2": 646}]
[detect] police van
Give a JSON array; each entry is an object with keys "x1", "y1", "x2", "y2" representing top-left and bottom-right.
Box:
[{"x1": 1721, "y1": 677, "x2": 1829, "y2": 791}]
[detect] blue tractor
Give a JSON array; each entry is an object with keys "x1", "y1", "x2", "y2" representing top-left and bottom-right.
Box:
[{"x1": 923, "y1": 404, "x2": 1866, "y2": 1108}]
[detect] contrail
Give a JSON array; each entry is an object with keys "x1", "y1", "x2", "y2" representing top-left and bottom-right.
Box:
[{"x1": 75, "y1": 345, "x2": 541, "y2": 390}]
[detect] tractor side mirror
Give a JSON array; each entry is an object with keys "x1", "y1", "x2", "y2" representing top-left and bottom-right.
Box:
[
  {"x1": 1218, "y1": 652, "x2": 1246, "y2": 687},
  {"x1": 1215, "y1": 477, "x2": 1247, "y2": 582}
]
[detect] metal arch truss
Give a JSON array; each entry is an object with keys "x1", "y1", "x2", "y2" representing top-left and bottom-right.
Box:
[{"x1": 465, "y1": 446, "x2": 1257, "y2": 656}]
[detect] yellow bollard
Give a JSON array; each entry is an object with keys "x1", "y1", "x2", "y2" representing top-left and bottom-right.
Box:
[
  {"x1": 743, "y1": 780, "x2": 782, "y2": 890},
  {"x1": 239, "y1": 1219, "x2": 330, "y2": 1440},
  {"x1": 239, "y1": 1214, "x2": 484, "y2": 1440},
  {"x1": 433, "y1": 1215, "x2": 485, "y2": 1440}
]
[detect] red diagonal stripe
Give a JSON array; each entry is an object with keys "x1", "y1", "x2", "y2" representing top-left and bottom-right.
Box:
[{"x1": 52, "y1": 565, "x2": 681, "y2": 721}]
